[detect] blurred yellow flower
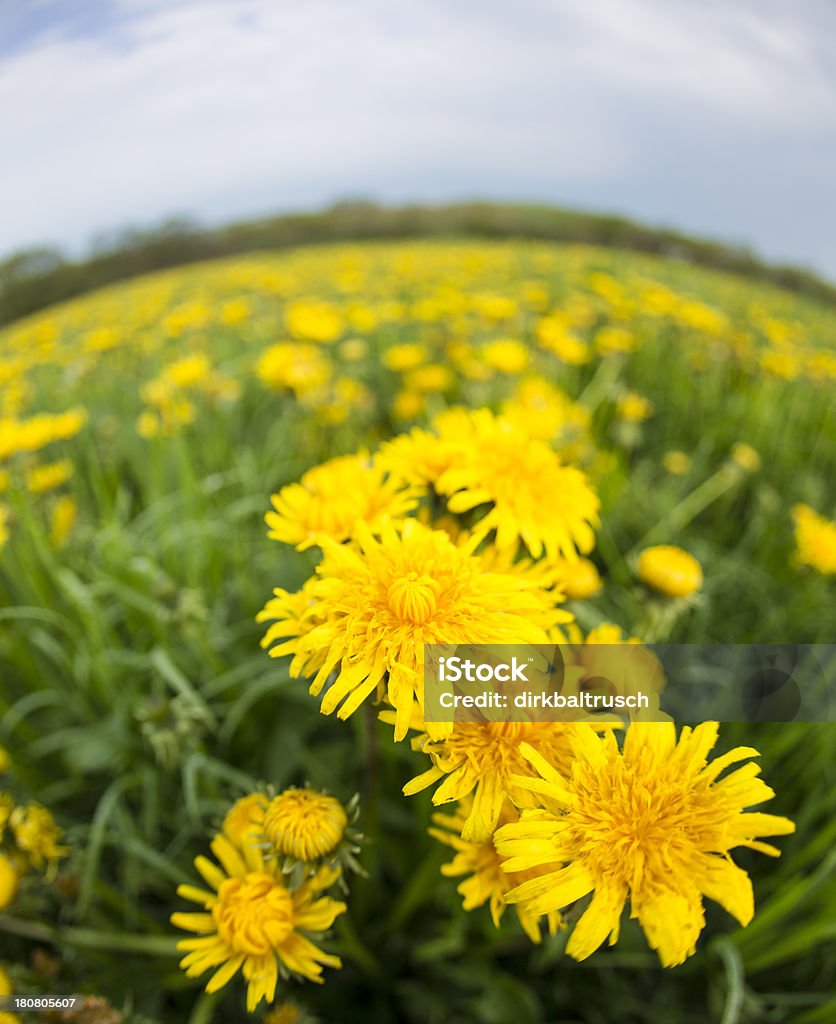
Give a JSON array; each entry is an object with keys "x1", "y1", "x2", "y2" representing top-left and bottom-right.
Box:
[
  {"x1": 222, "y1": 793, "x2": 267, "y2": 851},
  {"x1": 164, "y1": 353, "x2": 212, "y2": 389},
  {"x1": 0, "y1": 964, "x2": 17, "y2": 1024},
  {"x1": 502, "y1": 377, "x2": 591, "y2": 446},
  {"x1": 382, "y1": 343, "x2": 427, "y2": 372},
  {"x1": 556, "y1": 556, "x2": 603, "y2": 599},
  {"x1": 50, "y1": 496, "x2": 77, "y2": 548},
  {"x1": 760, "y1": 351, "x2": 800, "y2": 380},
  {"x1": 221, "y1": 298, "x2": 251, "y2": 326},
  {"x1": 392, "y1": 389, "x2": 425, "y2": 421},
  {"x1": 404, "y1": 364, "x2": 454, "y2": 393},
  {"x1": 616, "y1": 392, "x2": 653, "y2": 423},
  {"x1": 265, "y1": 453, "x2": 422, "y2": 550},
  {"x1": 338, "y1": 338, "x2": 368, "y2": 362},
  {"x1": 0, "y1": 408, "x2": 87, "y2": 461},
  {"x1": 257, "y1": 343, "x2": 330, "y2": 399},
  {"x1": 791, "y1": 503, "x2": 836, "y2": 575},
  {"x1": 637, "y1": 545, "x2": 703, "y2": 597},
  {"x1": 286, "y1": 300, "x2": 344, "y2": 344},
  {"x1": 535, "y1": 316, "x2": 590, "y2": 364},
  {"x1": 263, "y1": 1004, "x2": 304, "y2": 1024},
  {"x1": 26, "y1": 458, "x2": 73, "y2": 494},
  {"x1": 0, "y1": 854, "x2": 18, "y2": 910},
  {"x1": 9, "y1": 803, "x2": 68, "y2": 870},
  {"x1": 594, "y1": 325, "x2": 637, "y2": 356},
  {"x1": 476, "y1": 294, "x2": 517, "y2": 321},
  {"x1": 663, "y1": 450, "x2": 691, "y2": 476},
  {"x1": 730, "y1": 442, "x2": 761, "y2": 473},
  {"x1": 582, "y1": 623, "x2": 640, "y2": 645},
  {"x1": 136, "y1": 410, "x2": 160, "y2": 438},
  {"x1": 481, "y1": 338, "x2": 530, "y2": 374}
]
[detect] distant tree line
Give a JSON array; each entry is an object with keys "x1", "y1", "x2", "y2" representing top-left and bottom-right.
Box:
[{"x1": 2, "y1": 201, "x2": 834, "y2": 327}]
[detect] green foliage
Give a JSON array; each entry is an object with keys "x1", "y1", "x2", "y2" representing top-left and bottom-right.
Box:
[{"x1": 0, "y1": 240, "x2": 834, "y2": 1022}]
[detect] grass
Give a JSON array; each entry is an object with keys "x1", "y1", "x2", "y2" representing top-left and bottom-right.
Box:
[{"x1": 0, "y1": 239, "x2": 833, "y2": 1022}]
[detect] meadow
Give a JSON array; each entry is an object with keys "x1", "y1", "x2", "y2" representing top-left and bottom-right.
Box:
[{"x1": 0, "y1": 240, "x2": 834, "y2": 1024}]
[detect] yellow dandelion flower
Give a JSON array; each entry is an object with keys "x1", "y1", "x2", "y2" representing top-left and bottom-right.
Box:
[
  {"x1": 403, "y1": 717, "x2": 580, "y2": 842},
  {"x1": 496, "y1": 724, "x2": 795, "y2": 966},
  {"x1": 50, "y1": 496, "x2": 77, "y2": 548},
  {"x1": 433, "y1": 409, "x2": 600, "y2": 560},
  {"x1": 430, "y1": 797, "x2": 561, "y2": 943},
  {"x1": 663, "y1": 450, "x2": 691, "y2": 476},
  {"x1": 265, "y1": 453, "x2": 422, "y2": 550},
  {"x1": 760, "y1": 350, "x2": 800, "y2": 380},
  {"x1": 730, "y1": 443, "x2": 761, "y2": 473},
  {"x1": 791, "y1": 503, "x2": 836, "y2": 575},
  {"x1": 258, "y1": 519, "x2": 570, "y2": 740},
  {"x1": 380, "y1": 412, "x2": 600, "y2": 563},
  {"x1": 0, "y1": 408, "x2": 86, "y2": 461},
  {"x1": 313, "y1": 377, "x2": 372, "y2": 426},
  {"x1": 535, "y1": 317, "x2": 591, "y2": 365},
  {"x1": 616, "y1": 392, "x2": 653, "y2": 423},
  {"x1": 501, "y1": 377, "x2": 591, "y2": 447},
  {"x1": 262, "y1": 789, "x2": 348, "y2": 862},
  {"x1": 594, "y1": 325, "x2": 637, "y2": 356},
  {"x1": 9, "y1": 803, "x2": 68, "y2": 871},
  {"x1": 382, "y1": 343, "x2": 428, "y2": 372},
  {"x1": 0, "y1": 965, "x2": 16, "y2": 1024},
  {"x1": 392, "y1": 389, "x2": 426, "y2": 421},
  {"x1": 172, "y1": 835, "x2": 345, "y2": 1012},
  {"x1": 377, "y1": 418, "x2": 465, "y2": 488},
  {"x1": 164, "y1": 353, "x2": 212, "y2": 389},
  {"x1": 481, "y1": 338, "x2": 530, "y2": 374},
  {"x1": 264, "y1": 1003, "x2": 304, "y2": 1024},
  {"x1": 557, "y1": 630, "x2": 667, "y2": 721},
  {"x1": 0, "y1": 792, "x2": 12, "y2": 834},
  {"x1": 257, "y1": 343, "x2": 330, "y2": 399},
  {"x1": 222, "y1": 793, "x2": 267, "y2": 851},
  {"x1": 338, "y1": 338, "x2": 368, "y2": 362},
  {"x1": 0, "y1": 854, "x2": 19, "y2": 910},
  {"x1": 476, "y1": 294, "x2": 517, "y2": 321},
  {"x1": 555, "y1": 557, "x2": 602, "y2": 600},
  {"x1": 637, "y1": 545, "x2": 703, "y2": 597},
  {"x1": 447, "y1": 339, "x2": 492, "y2": 381},
  {"x1": 403, "y1": 364, "x2": 454, "y2": 393},
  {"x1": 137, "y1": 409, "x2": 160, "y2": 438},
  {"x1": 221, "y1": 298, "x2": 251, "y2": 326},
  {"x1": 285, "y1": 301, "x2": 344, "y2": 344},
  {"x1": 26, "y1": 459, "x2": 74, "y2": 495}
]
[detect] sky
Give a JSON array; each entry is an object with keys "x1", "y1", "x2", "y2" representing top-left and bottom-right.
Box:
[{"x1": 1, "y1": 0, "x2": 836, "y2": 278}]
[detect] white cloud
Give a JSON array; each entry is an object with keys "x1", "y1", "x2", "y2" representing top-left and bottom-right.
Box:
[{"x1": 1, "y1": 0, "x2": 835, "y2": 273}]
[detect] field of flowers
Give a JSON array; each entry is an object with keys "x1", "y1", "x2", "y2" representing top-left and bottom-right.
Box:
[{"x1": 0, "y1": 240, "x2": 834, "y2": 1024}]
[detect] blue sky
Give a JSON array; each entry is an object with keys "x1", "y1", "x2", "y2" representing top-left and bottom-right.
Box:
[{"x1": 2, "y1": 0, "x2": 835, "y2": 278}]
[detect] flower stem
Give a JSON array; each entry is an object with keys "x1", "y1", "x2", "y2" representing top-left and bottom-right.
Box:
[
  {"x1": 630, "y1": 467, "x2": 738, "y2": 554},
  {"x1": 0, "y1": 915, "x2": 179, "y2": 956}
]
